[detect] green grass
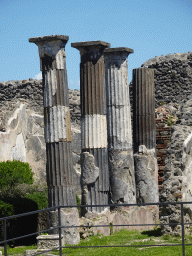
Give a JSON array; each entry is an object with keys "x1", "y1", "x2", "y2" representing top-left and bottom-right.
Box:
[
  {"x1": 1, "y1": 245, "x2": 37, "y2": 255},
  {"x1": 2, "y1": 228, "x2": 192, "y2": 255}
]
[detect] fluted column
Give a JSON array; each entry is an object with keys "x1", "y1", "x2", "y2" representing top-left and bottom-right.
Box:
[
  {"x1": 132, "y1": 68, "x2": 159, "y2": 203},
  {"x1": 71, "y1": 41, "x2": 110, "y2": 214},
  {"x1": 104, "y1": 47, "x2": 136, "y2": 204},
  {"x1": 29, "y1": 36, "x2": 80, "y2": 244},
  {"x1": 29, "y1": 35, "x2": 76, "y2": 207}
]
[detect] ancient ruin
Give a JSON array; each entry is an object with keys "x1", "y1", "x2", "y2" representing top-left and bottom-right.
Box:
[
  {"x1": 71, "y1": 41, "x2": 111, "y2": 213},
  {"x1": 1, "y1": 34, "x2": 192, "y2": 240},
  {"x1": 104, "y1": 47, "x2": 136, "y2": 204},
  {"x1": 29, "y1": 35, "x2": 80, "y2": 244},
  {"x1": 132, "y1": 68, "x2": 159, "y2": 204}
]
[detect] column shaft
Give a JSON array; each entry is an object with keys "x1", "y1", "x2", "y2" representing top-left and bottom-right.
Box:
[
  {"x1": 133, "y1": 68, "x2": 156, "y2": 152},
  {"x1": 104, "y1": 48, "x2": 136, "y2": 204},
  {"x1": 72, "y1": 41, "x2": 110, "y2": 213},
  {"x1": 132, "y1": 68, "x2": 159, "y2": 204},
  {"x1": 29, "y1": 35, "x2": 76, "y2": 207}
]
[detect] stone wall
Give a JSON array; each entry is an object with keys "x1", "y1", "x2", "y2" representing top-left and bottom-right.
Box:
[
  {"x1": 136, "y1": 52, "x2": 192, "y2": 234},
  {"x1": 0, "y1": 79, "x2": 81, "y2": 195},
  {"x1": 155, "y1": 107, "x2": 174, "y2": 191},
  {"x1": 141, "y1": 52, "x2": 192, "y2": 107},
  {"x1": 160, "y1": 99, "x2": 192, "y2": 234}
]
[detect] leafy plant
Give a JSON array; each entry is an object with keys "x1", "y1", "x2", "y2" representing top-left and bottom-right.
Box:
[{"x1": 0, "y1": 160, "x2": 33, "y2": 189}]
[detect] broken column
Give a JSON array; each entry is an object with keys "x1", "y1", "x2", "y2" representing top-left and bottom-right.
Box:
[
  {"x1": 104, "y1": 47, "x2": 136, "y2": 204},
  {"x1": 71, "y1": 41, "x2": 110, "y2": 214},
  {"x1": 29, "y1": 35, "x2": 79, "y2": 244},
  {"x1": 132, "y1": 68, "x2": 159, "y2": 203}
]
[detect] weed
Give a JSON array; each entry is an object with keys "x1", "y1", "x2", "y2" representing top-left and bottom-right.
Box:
[{"x1": 76, "y1": 194, "x2": 82, "y2": 217}]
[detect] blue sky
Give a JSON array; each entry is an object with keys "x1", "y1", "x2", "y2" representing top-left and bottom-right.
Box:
[{"x1": 0, "y1": 0, "x2": 191, "y2": 90}]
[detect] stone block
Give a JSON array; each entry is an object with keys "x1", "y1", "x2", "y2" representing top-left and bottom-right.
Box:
[
  {"x1": 60, "y1": 208, "x2": 80, "y2": 245},
  {"x1": 37, "y1": 234, "x2": 64, "y2": 250},
  {"x1": 134, "y1": 151, "x2": 159, "y2": 204},
  {"x1": 25, "y1": 249, "x2": 57, "y2": 256}
]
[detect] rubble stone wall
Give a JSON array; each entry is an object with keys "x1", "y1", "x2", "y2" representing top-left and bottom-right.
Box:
[{"x1": 0, "y1": 79, "x2": 81, "y2": 195}]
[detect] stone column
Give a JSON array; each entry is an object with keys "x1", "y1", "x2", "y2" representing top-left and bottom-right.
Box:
[
  {"x1": 104, "y1": 47, "x2": 136, "y2": 204},
  {"x1": 132, "y1": 68, "x2": 159, "y2": 203},
  {"x1": 29, "y1": 35, "x2": 79, "y2": 245},
  {"x1": 71, "y1": 41, "x2": 110, "y2": 214}
]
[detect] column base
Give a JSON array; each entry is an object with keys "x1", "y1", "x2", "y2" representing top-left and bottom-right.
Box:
[{"x1": 49, "y1": 208, "x2": 80, "y2": 245}]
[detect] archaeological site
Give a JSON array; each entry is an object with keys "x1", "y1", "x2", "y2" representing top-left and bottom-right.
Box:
[{"x1": 1, "y1": 34, "x2": 192, "y2": 248}]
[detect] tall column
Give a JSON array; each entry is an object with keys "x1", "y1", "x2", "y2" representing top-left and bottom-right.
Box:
[
  {"x1": 71, "y1": 41, "x2": 110, "y2": 214},
  {"x1": 104, "y1": 47, "x2": 136, "y2": 204},
  {"x1": 132, "y1": 68, "x2": 159, "y2": 203},
  {"x1": 29, "y1": 35, "x2": 79, "y2": 244}
]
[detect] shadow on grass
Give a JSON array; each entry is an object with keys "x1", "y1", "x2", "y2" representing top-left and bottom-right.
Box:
[{"x1": 141, "y1": 227, "x2": 161, "y2": 237}]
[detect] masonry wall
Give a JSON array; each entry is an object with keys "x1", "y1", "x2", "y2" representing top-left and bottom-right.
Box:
[{"x1": 0, "y1": 79, "x2": 81, "y2": 196}]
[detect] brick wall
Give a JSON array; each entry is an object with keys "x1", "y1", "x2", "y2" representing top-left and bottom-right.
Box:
[{"x1": 156, "y1": 118, "x2": 172, "y2": 191}]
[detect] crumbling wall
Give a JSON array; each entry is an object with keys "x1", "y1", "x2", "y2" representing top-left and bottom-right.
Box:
[
  {"x1": 141, "y1": 52, "x2": 192, "y2": 107},
  {"x1": 160, "y1": 99, "x2": 192, "y2": 235},
  {"x1": 137, "y1": 52, "x2": 192, "y2": 235},
  {"x1": 0, "y1": 79, "x2": 81, "y2": 195}
]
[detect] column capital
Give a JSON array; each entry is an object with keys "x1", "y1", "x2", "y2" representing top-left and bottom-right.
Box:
[
  {"x1": 71, "y1": 40, "x2": 110, "y2": 55},
  {"x1": 104, "y1": 47, "x2": 134, "y2": 54},
  {"x1": 29, "y1": 35, "x2": 69, "y2": 70},
  {"x1": 29, "y1": 34, "x2": 69, "y2": 43}
]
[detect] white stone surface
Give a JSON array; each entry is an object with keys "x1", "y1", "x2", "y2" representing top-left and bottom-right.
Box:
[
  {"x1": 44, "y1": 106, "x2": 71, "y2": 143},
  {"x1": 44, "y1": 69, "x2": 57, "y2": 107},
  {"x1": 10, "y1": 133, "x2": 26, "y2": 162},
  {"x1": 105, "y1": 52, "x2": 132, "y2": 150},
  {"x1": 81, "y1": 114, "x2": 107, "y2": 149},
  {"x1": 0, "y1": 104, "x2": 27, "y2": 162},
  {"x1": 182, "y1": 132, "x2": 192, "y2": 209}
]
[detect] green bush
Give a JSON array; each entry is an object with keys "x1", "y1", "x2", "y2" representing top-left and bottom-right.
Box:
[
  {"x1": 0, "y1": 161, "x2": 48, "y2": 245},
  {"x1": 0, "y1": 160, "x2": 33, "y2": 189},
  {"x1": 0, "y1": 200, "x2": 14, "y2": 216},
  {"x1": 26, "y1": 191, "x2": 48, "y2": 210}
]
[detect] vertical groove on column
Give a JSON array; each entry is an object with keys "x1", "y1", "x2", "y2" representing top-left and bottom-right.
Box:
[
  {"x1": 72, "y1": 41, "x2": 110, "y2": 213},
  {"x1": 133, "y1": 68, "x2": 155, "y2": 151},
  {"x1": 105, "y1": 61, "x2": 132, "y2": 150},
  {"x1": 47, "y1": 142, "x2": 75, "y2": 207},
  {"x1": 104, "y1": 48, "x2": 135, "y2": 204},
  {"x1": 132, "y1": 67, "x2": 159, "y2": 204},
  {"x1": 44, "y1": 69, "x2": 69, "y2": 107}
]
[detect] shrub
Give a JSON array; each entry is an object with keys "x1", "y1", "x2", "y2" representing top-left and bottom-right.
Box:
[
  {"x1": 0, "y1": 160, "x2": 48, "y2": 245},
  {"x1": 26, "y1": 191, "x2": 48, "y2": 210},
  {"x1": 0, "y1": 200, "x2": 14, "y2": 216},
  {"x1": 0, "y1": 160, "x2": 33, "y2": 189}
]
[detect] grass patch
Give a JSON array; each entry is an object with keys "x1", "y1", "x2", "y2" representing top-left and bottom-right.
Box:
[
  {"x1": 1, "y1": 245, "x2": 37, "y2": 255},
  {"x1": 2, "y1": 228, "x2": 192, "y2": 255}
]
